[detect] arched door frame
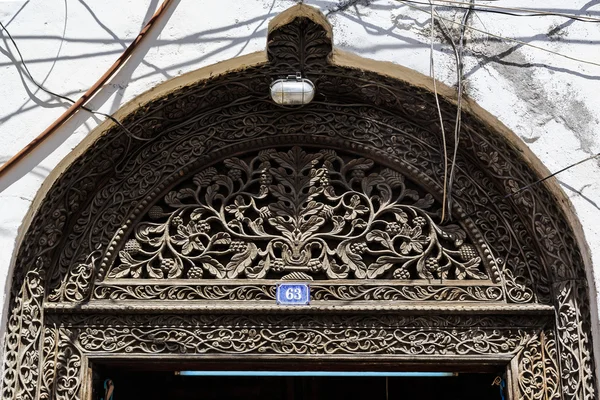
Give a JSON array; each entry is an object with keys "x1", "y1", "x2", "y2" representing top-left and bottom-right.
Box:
[{"x1": 1, "y1": 5, "x2": 596, "y2": 400}]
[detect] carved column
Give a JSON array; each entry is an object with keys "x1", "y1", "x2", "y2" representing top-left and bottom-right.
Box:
[
  {"x1": 553, "y1": 279, "x2": 596, "y2": 400},
  {"x1": 39, "y1": 322, "x2": 83, "y2": 400},
  {"x1": 1, "y1": 271, "x2": 45, "y2": 400},
  {"x1": 513, "y1": 329, "x2": 561, "y2": 400}
]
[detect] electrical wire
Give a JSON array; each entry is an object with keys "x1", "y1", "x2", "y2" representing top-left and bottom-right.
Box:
[
  {"x1": 398, "y1": 1, "x2": 600, "y2": 214},
  {"x1": 458, "y1": 151, "x2": 600, "y2": 222},
  {"x1": 432, "y1": 8, "x2": 462, "y2": 219},
  {"x1": 396, "y1": 0, "x2": 600, "y2": 68},
  {"x1": 507, "y1": 151, "x2": 600, "y2": 199},
  {"x1": 445, "y1": 0, "x2": 472, "y2": 219},
  {"x1": 0, "y1": 20, "x2": 148, "y2": 142},
  {"x1": 428, "y1": 1, "x2": 449, "y2": 222},
  {"x1": 401, "y1": 0, "x2": 600, "y2": 23},
  {"x1": 2, "y1": 0, "x2": 598, "y2": 203},
  {"x1": 0, "y1": 0, "x2": 175, "y2": 183}
]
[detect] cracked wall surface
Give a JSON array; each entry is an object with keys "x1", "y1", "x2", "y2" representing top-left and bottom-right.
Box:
[{"x1": 0, "y1": 0, "x2": 599, "y2": 373}]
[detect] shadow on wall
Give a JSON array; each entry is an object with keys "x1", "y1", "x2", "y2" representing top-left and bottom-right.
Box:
[
  {"x1": 0, "y1": 0, "x2": 185, "y2": 191},
  {"x1": 461, "y1": 0, "x2": 600, "y2": 81},
  {"x1": 559, "y1": 180, "x2": 600, "y2": 211},
  {"x1": 0, "y1": 0, "x2": 286, "y2": 126},
  {"x1": 0, "y1": 0, "x2": 599, "y2": 191}
]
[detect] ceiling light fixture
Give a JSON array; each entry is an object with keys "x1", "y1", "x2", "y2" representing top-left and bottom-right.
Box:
[{"x1": 270, "y1": 72, "x2": 315, "y2": 105}]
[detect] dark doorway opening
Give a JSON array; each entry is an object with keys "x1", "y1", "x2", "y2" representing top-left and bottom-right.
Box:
[{"x1": 93, "y1": 367, "x2": 504, "y2": 400}]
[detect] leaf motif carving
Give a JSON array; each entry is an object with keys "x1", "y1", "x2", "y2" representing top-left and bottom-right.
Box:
[
  {"x1": 201, "y1": 256, "x2": 226, "y2": 279},
  {"x1": 458, "y1": 257, "x2": 485, "y2": 280},
  {"x1": 339, "y1": 242, "x2": 368, "y2": 279},
  {"x1": 193, "y1": 167, "x2": 217, "y2": 187},
  {"x1": 413, "y1": 193, "x2": 435, "y2": 209},
  {"x1": 380, "y1": 168, "x2": 405, "y2": 188},
  {"x1": 342, "y1": 158, "x2": 374, "y2": 174},
  {"x1": 109, "y1": 251, "x2": 140, "y2": 279},
  {"x1": 416, "y1": 257, "x2": 434, "y2": 280},
  {"x1": 226, "y1": 243, "x2": 258, "y2": 278},
  {"x1": 367, "y1": 260, "x2": 395, "y2": 279},
  {"x1": 109, "y1": 147, "x2": 488, "y2": 282},
  {"x1": 436, "y1": 224, "x2": 467, "y2": 247},
  {"x1": 366, "y1": 230, "x2": 393, "y2": 250}
]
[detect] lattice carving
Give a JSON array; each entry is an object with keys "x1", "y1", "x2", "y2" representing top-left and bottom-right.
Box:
[{"x1": 108, "y1": 147, "x2": 488, "y2": 281}]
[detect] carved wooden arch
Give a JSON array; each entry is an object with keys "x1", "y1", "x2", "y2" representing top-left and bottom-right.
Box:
[{"x1": 2, "y1": 4, "x2": 596, "y2": 399}]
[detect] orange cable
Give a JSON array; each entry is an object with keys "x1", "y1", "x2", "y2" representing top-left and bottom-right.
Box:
[{"x1": 0, "y1": 0, "x2": 176, "y2": 180}]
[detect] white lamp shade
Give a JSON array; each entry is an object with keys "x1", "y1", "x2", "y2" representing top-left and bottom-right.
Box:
[{"x1": 270, "y1": 78, "x2": 315, "y2": 105}]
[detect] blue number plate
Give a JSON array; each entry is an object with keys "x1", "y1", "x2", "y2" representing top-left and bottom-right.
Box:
[{"x1": 276, "y1": 283, "x2": 310, "y2": 305}]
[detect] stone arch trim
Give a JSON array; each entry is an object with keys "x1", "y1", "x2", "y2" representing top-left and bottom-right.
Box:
[{"x1": 1, "y1": 5, "x2": 596, "y2": 399}]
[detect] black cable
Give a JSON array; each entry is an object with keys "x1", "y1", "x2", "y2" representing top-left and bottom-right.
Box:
[
  {"x1": 0, "y1": 20, "x2": 149, "y2": 141},
  {"x1": 446, "y1": 0, "x2": 472, "y2": 219},
  {"x1": 459, "y1": 151, "x2": 600, "y2": 221},
  {"x1": 399, "y1": 0, "x2": 600, "y2": 23},
  {"x1": 507, "y1": 151, "x2": 600, "y2": 198},
  {"x1": 4, "y1": 6, "x2": 599, "y2": 202}
]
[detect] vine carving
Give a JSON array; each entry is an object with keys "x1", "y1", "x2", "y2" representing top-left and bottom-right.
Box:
[
  {"x1": 516, "y1": 330, "x2": 560, "y2": 400},
  {"x1": 109, "y1": 147, "x2": 488, "y2": 281}
]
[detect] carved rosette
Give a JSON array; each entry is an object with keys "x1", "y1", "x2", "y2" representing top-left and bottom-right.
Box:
[{"x1": 1, "y1": 5, "x2": 596, "y2": 400}]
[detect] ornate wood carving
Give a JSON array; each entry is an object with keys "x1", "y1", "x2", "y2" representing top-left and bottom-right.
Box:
[
  {"x1": 59, "y1": 313, "x2": 544, "y2": 358},
  {"x1": 515, "y1": 329, "x2": 561, "y2": 400},
  {"x1": 1, "y1": 5, "x2": 596, "y2": 400},
  {"x1": 267, "y1": 13, "x2": 332, "y2": 73},
  {"x1": 554, "y1": 279, "x2": 596, "y2": 399},
  {"x1": 39, "y1": 326, "x2": 82, "y2": 400},
  {"x1": 107, "y1": 147, "x2": 490, "y2": 282},
  {"x1": 26, "y1": 311, "x2": 553, "y2": 400},
  {"x1": 1, "y1": 271, "x2": 44, "y2": 400},
  {"x1": 93, "y1": 282, "x2": 505, "y2": 302}
]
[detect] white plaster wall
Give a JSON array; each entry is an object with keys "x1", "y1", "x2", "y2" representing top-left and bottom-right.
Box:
[{"x1": 0, "y1": 0, "x2": 599, "y2": 367}]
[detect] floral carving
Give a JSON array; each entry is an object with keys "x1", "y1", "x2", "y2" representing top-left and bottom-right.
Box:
[
  {"x1": 70, "y1": 314, "x2": 537, "y2": 358},
  {"x1": 535, "y1": 216, "x2": 560, "y2": 252},
  {"x1": 109, "y1": 147, "x2": 488, "y2": 281},
  {"x1": 517, "y1": 330, "x2": 561, "y2": 400},
  {"x1": 267, "y1": 15, "x2": 332, "y2": 71},
  {"x1": 77, "y1": 325, "x2": 530, "y2": 356},
  {"x1": 93, "y1": 282, "x2": 505, "y2": 302}
]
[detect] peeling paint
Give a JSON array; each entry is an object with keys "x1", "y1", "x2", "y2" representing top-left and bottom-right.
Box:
[{"x1": 468, "y1": 39, "x2": 598, "y2": 155}]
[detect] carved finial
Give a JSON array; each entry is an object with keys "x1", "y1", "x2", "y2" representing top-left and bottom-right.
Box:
[{"x1": 267, "y1": 4, "x2": 333, "y2": 73}]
